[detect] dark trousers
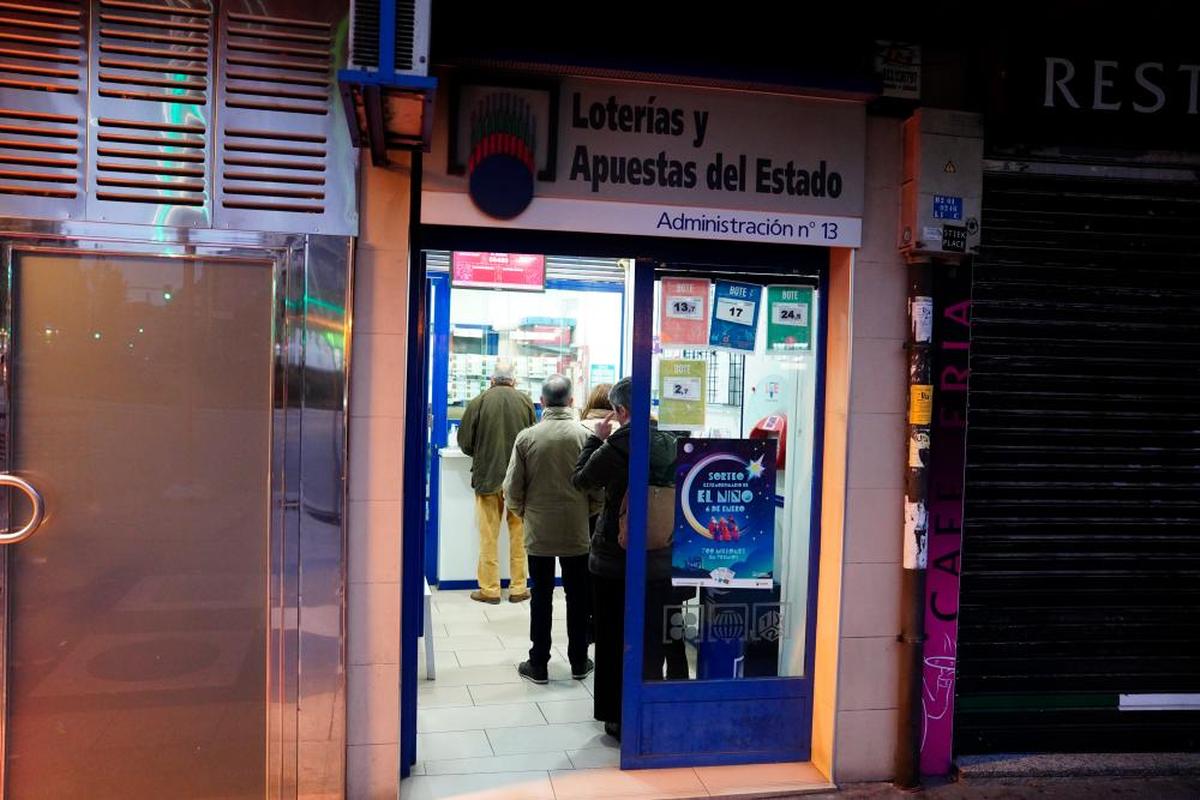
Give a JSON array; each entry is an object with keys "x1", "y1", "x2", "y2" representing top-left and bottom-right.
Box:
[
  {"x1": 528, "y1": 553, "x2": 591, "y2": 671},
  {"x1": 591, "y1": 574, "x2": 683, "y2": 724}
]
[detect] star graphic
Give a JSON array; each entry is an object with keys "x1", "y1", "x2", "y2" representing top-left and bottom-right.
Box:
[{"x1": 746, "y1": 455, "x2": 765, "y2": 479}]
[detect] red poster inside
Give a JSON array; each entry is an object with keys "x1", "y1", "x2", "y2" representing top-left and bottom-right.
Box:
[
  {"x1": 659, "y1": 277, "x2": 711, "y2": 345},
  {"x1": 451, "y1": 251, "x2": 546, "y2": 291}
]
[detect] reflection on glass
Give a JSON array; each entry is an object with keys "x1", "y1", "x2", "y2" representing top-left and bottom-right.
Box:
[
  {"x1": 644, "y1": 274, "x2": 819, "y2": 682},
  {"x1": 5, "y1": 253, "x2": 273, "y2": 798}
]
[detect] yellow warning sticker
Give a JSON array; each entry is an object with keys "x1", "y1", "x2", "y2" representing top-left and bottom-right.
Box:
[{"x1": 909, "y1": 384, "x2": 933, "y2": 425}]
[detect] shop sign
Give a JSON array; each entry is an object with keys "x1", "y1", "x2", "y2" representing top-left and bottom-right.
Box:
[
  {"x1": 671, "y1": 438, "x2": 777, "y2": 589},
  {"x1": 658, "y1": 358, "x2": 707, "y2": 429},
  {"x1": 709, "y1": 281, "x2": 761, "y2": 352},
  {"x1": 426, "y1": 77, "x2": 865, "y2": 247},
  {"x1": 991, "y1": 50, "x2": 1200, "y2": 148},
  {"x1": 765, "y1": 286, "x2": 813, "y2": 353},
  {"x1": 451, "y1": 251, "x2": 545, "y2": 291},
  {"x1": 660, "y1": 277, "x2": 711, "y2": 346}
]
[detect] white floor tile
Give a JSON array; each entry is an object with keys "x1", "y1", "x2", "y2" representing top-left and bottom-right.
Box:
[
  {"x1": 468, "y1": 680, "x2": 590, "y2": 706},
  {"x1": 549, "y1": 766, "x2": 706, "y2": 799},
  {"x1": 566, "y1": 747, "x2": 620, "y2": 769},
  {"x1": 418, "y1": 702, "x2": 545, "y2": 733},
  {"x1": 537, "y1": 699, "x2": 594, "y2": 724},
  {"x1": 425, "y1": 664, "x2": 524, "y2": 687},
  {"x1": 487, "y1": 721, "x2": 608, "y2": 755},
  {"x1": 415, "y1": 729, "x2": 493, "y2": 761},
  {"x1": 401, "y1": 771, "x2": 556, "y2": 800},
  {"x1": 433, "y1": 634, "x2": 504, "y2": 652},
  {"x1": 422, "y1": 751, "x2": 573, "y2": 775},
  {"x1": 693, "y1": 762, "x2": 833, "y2": 795},
  {"x1": 417, "y1": 684, "x2": 473, "y2": 709}
]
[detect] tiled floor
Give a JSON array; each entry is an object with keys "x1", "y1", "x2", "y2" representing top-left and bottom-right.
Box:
[{"x1": 404, "y1": 588, "x2": 833, "y2": 800}]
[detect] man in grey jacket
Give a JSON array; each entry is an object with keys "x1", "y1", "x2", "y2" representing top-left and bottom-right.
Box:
[{"x1": 503, "y1": 374, "x2": 594, "y2": 684}]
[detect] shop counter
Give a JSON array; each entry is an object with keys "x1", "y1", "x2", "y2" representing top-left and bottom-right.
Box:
[{"x1": 437, "y1": 447, "x2": 517, "y2": 587}]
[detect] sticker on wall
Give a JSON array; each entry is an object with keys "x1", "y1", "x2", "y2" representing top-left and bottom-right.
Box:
[
  {"x1": 660, "y1": 277, "x2": 711, "y2": 346},
  {"x1": 659, "y1": 358, "x2": 707, "y2": 429},
  {"x1": 709, "y1": 280, "x2": 762, "y2": 352},
  {"x1": 910, "y1": 384, "x2": 933, "y2": 425},
  {"x1": 765, "y1": 285, "x2": 813, "y2": 353},
  {"x1": 910, "y1": 296, "x2": 933, "y2": 343},
  {"x1": 932, "y1": 195, "x2": 963, "y2": 221},
  {"x1": 671, "y1": 438, "x2": 777, "y2": 589}
]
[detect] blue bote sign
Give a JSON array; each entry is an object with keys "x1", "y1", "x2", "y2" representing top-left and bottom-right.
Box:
[{"x1": 671, "y1": 438, "x2": 777, "y2": 589}]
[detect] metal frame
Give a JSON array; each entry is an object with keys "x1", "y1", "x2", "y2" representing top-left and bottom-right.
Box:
[
  {"x1": 620, "y1": 257, "x2": 830, "y2": 769},
  {"x1": 0, "y1": 219, "x2": 351, "y2": 800}
]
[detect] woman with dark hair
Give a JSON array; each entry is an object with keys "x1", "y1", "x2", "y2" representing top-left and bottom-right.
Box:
[{"x1": 570, "y1": 377, "x2": 678, "y2": 741}]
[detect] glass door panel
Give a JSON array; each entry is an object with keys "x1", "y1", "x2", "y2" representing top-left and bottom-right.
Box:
[
  {"x1": 623, "y1": 259, "x2": 825, "y2": 768},
  {"x1": 2, "y1": 251, "x2": 274, "y2": 799}
]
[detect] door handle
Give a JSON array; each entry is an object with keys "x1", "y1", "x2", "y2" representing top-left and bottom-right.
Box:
[{"x1": 0, "y1": 473, "x2": 46, "y2": 545}]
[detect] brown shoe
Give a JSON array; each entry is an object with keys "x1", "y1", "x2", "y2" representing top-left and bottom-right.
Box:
[
  {"x1": 508, "y1": 591, "x2": 530, "y2": 603},
  {"x1": 470, "y1": 590, "x2": 500, "y2": 605}
]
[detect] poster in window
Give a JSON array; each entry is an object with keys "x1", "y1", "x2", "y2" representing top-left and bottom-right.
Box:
[
  {"x1": 671, "y1": 438, "x2": 777, "y2": 589},
  {"x1": 658, "y1": 358, "x2": 707, "y2": 430},
  {"x1": 709, "y1": 281, "x2": 762, "y2": 352},
  {"x1": 660, "y1": 277, "x2": 710, "y2": 346},
  {"x1": 765, "y1": 285, "x2": 813, "y2": 352}
]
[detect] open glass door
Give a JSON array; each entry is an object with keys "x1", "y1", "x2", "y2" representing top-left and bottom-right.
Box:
[{"x1": 621, "y1": 257, "x2": 826, "y2": 768}]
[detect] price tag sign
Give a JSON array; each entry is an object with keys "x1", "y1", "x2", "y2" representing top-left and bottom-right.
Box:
[
  {"x1": 772, "y1": 302, "x2": 808, "y2": 327},
  {"x1": 665, "y1": 376, "x2": 702, "y2": 400},
  {"x1": 660, "y1": 278, "x2": 710, "y2": 345},
  {"x1": 659, "y1": 358, "x2": 707, "y2": 429},
  {"x1": 709, "y1": 281, "x2": 762, "y2": 352},
  {"x1": 667, "y1": 296, "x2": 704, "y2": 320},
  {"x1": 765, "y1": 285, "x2": 814, "y2": 352},
  {"x1": 715, "y1": 297, "x2": 756, "y2": 326}
]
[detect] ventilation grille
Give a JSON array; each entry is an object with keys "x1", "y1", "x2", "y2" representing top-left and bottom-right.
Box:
[
  {"x1": 349, "y1": 0, "x2": 379, "y2": 69},
  {"x1": 0, "y1": 0, "x2": 85, "y2": 215},
  {"x1": 394, "y1": 0, "x2": 413, "y2": 71},
  {"x1": 86, "y1": 0, "x2": 213, "y2": 223},
  {"x1": 216, "y1": 3, "x2": 353, "y2": 232}
]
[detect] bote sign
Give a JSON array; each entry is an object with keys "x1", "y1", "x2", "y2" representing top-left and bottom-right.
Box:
[{"x1": 992, "y1": 50, "x2": 1200, "y2": 149}]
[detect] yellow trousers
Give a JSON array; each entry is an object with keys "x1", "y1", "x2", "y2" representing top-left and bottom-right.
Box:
[{"x1": 475, "y1": 491, "x2": 527, "y2": 598}]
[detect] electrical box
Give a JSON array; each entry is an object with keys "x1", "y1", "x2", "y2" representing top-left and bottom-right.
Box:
[{"x1": 900, "y1": 109, "x2": 983, "y2": 257}]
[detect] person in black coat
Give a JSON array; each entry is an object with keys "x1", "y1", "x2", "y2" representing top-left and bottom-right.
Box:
[{"x1": 570, "y1": 377, "x2": 682, "y2": 741}]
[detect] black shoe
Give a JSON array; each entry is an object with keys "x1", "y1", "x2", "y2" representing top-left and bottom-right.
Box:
[
  {"x1": 604, "y1": 721, "x2": 621, "y2": 741},
  {"x1": 517, "y1": 660, "x2": 549, "y2": 685},
  {"x1": 571, "y1": 658, "x2": 594, "y2": 680}
]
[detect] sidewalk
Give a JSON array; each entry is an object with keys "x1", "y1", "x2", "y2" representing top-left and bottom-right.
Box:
[{"x1": 779, "y1": 776, "x2": 1200, "y2": 799}]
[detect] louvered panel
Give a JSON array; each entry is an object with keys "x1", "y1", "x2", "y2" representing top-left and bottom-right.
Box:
[
  {"x1": 956, "y1": 171, "x2": 1200, "y2": 755},
  {"x1": 214, "y1": 0, "x2": 355, "y2": 235},
  {"x1": 0, "y1": 0, "x2": 86, "y2": 219},
  {"x1": 86, "y1": 0, "x2": 213, "y2": 226}
]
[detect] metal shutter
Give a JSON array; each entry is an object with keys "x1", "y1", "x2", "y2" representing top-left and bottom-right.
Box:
[{"x1": 956, "y1": 170, "x2": 1200, "y2": 754}]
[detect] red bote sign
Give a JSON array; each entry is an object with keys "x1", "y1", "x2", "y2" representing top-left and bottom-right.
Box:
[{"x1": 451, "y1": 251, "x2": 545, "y2": 292}]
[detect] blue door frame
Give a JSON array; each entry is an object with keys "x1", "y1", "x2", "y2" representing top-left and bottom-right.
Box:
[
  {"x1": 424, "y1": 272, "x2": 450, "y2": 585},
  {"x1": 619, "y1": 258, "x2": 830, "y2": 769},
  {"x1": 402, "y1": 225, "x2": 830, "y2": 777}
]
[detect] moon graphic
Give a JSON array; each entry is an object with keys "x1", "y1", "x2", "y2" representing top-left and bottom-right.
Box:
[{"x1": 678, "y1": 452, "x2": 751, "y2": 538}]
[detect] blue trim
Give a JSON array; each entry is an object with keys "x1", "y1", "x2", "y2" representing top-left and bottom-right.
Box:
[
  {"x1": 803, "y1": 263, "x2": 832, "y2": 684},
  {"x1": 619, "y1": 259, "x2": 656, "y2": 769},
  {"x1": 425, "y1": 273, "x2": 451, "y2": 585},
  {"x1": 337, "y1": 70, "x2": 439, "y2": 90},
  {"x1": 544, "y1": 277, "x2": 624, "y2": 294},
  {"x1": 378, "y1": 0, "x2": 396, "y2": 75},
  {"x1": 400, "y1": 154, "x2": 427, "y2": 778},
  {"x1": 436, "y1": 577, "x2": 562, "y2": 591}
]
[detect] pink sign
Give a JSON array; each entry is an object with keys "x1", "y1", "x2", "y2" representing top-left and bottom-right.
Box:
[
  {"x1": 659, "y1": 277, "x2": 710, "y2": 346},
  {"x1": 920, "y1": 275, "x2": 971, "y2": 777},
  {"x1": 452, "y1": 251, "x2": 545, "y2": 291}
]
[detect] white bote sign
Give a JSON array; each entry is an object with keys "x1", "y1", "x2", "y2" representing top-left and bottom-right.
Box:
[{"x1": 423, "y1": 77, "x2": 866, "y2": 248}]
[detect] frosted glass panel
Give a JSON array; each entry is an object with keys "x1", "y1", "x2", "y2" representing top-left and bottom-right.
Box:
[{"x1": 4, "y1": 253, "x2": 273, "y2": 799}]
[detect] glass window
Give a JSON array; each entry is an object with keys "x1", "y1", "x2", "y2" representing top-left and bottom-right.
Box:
[{"x1": 641, "y1": 271, "x2": 820, "y2": 682}]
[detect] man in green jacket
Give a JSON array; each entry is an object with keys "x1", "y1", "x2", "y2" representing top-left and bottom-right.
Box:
[
  {"x1": 457, "y1": 359, "x2": 536, "y2": 604},
  {"x1": 503, "y1": 374, "x2": 594, "y2": 684}
]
